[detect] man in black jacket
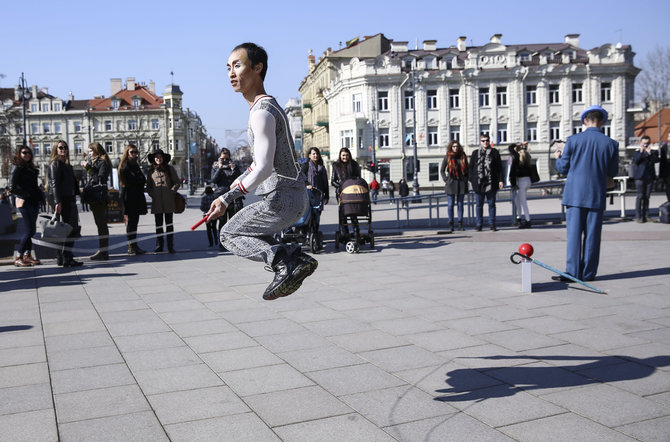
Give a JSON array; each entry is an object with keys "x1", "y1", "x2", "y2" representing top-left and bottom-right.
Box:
[{"x1": 469, "y1": 134, "x2": 504, "y2": 231}]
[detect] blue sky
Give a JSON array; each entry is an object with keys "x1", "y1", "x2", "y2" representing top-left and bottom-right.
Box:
[{"x1": 2, "y1": 0, "x2": 668, "y2": 147}]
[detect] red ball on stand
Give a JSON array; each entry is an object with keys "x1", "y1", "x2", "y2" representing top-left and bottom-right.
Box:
[{"x1": 518, "y1": 243, "x2": 534, "y2": 257}]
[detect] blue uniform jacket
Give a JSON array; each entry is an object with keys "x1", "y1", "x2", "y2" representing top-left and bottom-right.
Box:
[{"x1": 556, "y1": 127, "x2": 619, "y2": 210}]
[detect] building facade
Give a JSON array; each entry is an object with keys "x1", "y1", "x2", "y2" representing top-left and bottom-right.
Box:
[
  {"x1": 306, "y1": 33, "x2": 639, "y2": 186},
  {"x1": 284, "y1": 97, "x2": 303, "y2": 158}
]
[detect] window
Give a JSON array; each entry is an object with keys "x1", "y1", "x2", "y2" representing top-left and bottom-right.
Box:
[
  {"x1": 572, "y1": 122, "x2": 584, "y2": 135},
  {"x1": 450, "y1": 126, "x2": 460, "y2": 142},
  {"x1": 479, "y1": 88, "x2": 490, "y2": 107},
  {"x1": 16, "y1": 124, "x2": 23, "y2": 134},
  {"x1": 550, "y1": 122, "x2": 561, "y2": 141},
  {"x1": 340, "y1": 130, "x2": 353, "y2": 149},
  {"x1": 42, "y1": 123, "x2": 50, "y2": 133},
  {"x1": 429, "y1": 163, "x2": 439, "y2": 181},
  {"x1": 449, "y1": 89, "x2": 460, "y2": 109},
  {"x1": 33, "y1": 145, "x2": 40, "y2": 156},
  {"x1": 44, "y1": 143, "x2": 51, "y2": 156},
  {"x1": 151, "y1": 119, "x2": 159, "y2": 130},
  {"x1": 519, "y1": 52, "x2": 531, "y2": 62},
  {"x1": 104, "y1": 142, "x2": 113, "y2": 154},
  {"x1": 480, "y1": 125, "x2": 490, "y2": 137},
  {"x1": 352, "y1": 93, "x2": 362, "y2": 113},
  {"x1": 112, "y1": 99, "x2": 119, "y2": 110},
  {"x1": 128, "y1": 120, "x2": 136, "y2": 130},
  {"x1": 74, "y1": 142, "x2": 83, "y2": 155},
  {"x1": 175, "y1": 118, "x2": 182, "y2": 129},
  {"x1": 152, "y1": 140, "x2": 160, "y2": 150},
  {"x1": 526, "y1": 85, "x2": 537, "y2": 105},
  {"x1": 133, "y1": 98, "x2": 141, "y2": 109},
  {"x1": 549, "y1": 84, "x2": 560, "y2": 104},
  {"x1": 378, "y1": 91, "x2": 388, "y2": 111},
  {"x1": 165, "y1": 99, "x2": 171, "y2": 108},
  {"x1": 404, "y1": 90, "x2": 414, "y2": 110},
  {"x1": 601, "y1": 82, "x2": 612, "y2": 102},
  {"x1": 94, "y1": 121, "x2": 99, "y2": 132},
  {"x1": 30, "y1": 104, "x2": 37, "y2": 113},
  {"x1": 424, "y1": 57, "x2": 437, "y2": 69},
  {"x1": 427, "y1": 90, "x2": 437, "y2": 110},
  {"x1": 572, "y1": 83, "x2": 583, "y2": 103},
  {"x1": 54, "y1": 103, "x2": 61, "y2": 112},
  {"x1": 493, "y1": 87, "x2": 506, "y2": 107},
  {"x1": 31, "y1": 123, "x2": 39, "y2": 134},
  {"x1": 379, "y1": 128, "x2": 389, "y2": 148},
  {"x1": 427, "y1": 127, "x2": 438, "y2": 146},
  {"x1": 497, "y1": 124, "x2": 508, "y2": 143},
  {"x1": 42, "y1": 103, "x2": 50, "y2": 112},
  {"x1": 74, "y1": 122, "x2": 81, "y2": 132},
  {"x1": 405, "y1": 128, "x2": 414, "y2": 145},
  {"x1": 358, "y1": 129, "x2": 363, "y2": 150},
  {"x1": 54, "y1": 122, "x2": 62, "y2": 133},
  {"x1": 105, "y1": 120, "x2": 112, "y2": 131},
  {"x1": 527, "y1": 123, "x2": 537, "y2": 141},
  {"x1": 602, "y1": 124, "x2": 611, "y2": 137}
]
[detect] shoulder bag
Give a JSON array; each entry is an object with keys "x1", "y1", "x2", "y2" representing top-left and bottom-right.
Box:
[{"x1": 37, "y1": 214, "x2": 73, "y2": 242}]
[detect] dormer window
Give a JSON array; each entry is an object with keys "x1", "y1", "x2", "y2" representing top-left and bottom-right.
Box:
[
  {"x1": 544, "y1": 51, "x2": 554, "y2": 61},
  {"x1": 424, "y1": 56, "x2": 436, "y2": 69},
  {"x1": 402, "y1": 58, "x2": 415, "y2": 71},
  {"x1": 519, "y1": 52, "x2": 531, "y2": 62},
  {"x1": 133, "y1": 98, "x2": 141, "y2": 109},
  {"x1": 112, "y1": 99, "x2": 119, "y2": 110}
]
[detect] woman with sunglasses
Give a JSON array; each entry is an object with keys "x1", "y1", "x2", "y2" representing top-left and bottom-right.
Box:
[
  {"x1": 118, "y1": 144, "x2": 148, "y2": 255},
  {"x1": 10, "y1": 146, "x2": 44, "y2": 267},
  {"x1": 440, "y1": 140, "x2": 469, "y2": 232},
  {"x1": 81, "y1": 142, "x2": 112, "y2": 260},
  {"x1": 48, "y1": 140, "x2": 83, "y2": 267}
]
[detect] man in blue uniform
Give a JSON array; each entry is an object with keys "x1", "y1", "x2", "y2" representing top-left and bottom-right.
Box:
[{"x1": 553, "y1": 105, "x2": 619, "y2": 282}]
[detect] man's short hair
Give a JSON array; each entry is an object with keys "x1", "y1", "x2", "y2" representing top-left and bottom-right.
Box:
[
  {"x1": 641, "y1": 135, "x2": 651, "y2": 142},
  {"x1": 234, "y1": 42, "x2": 268, "y2": 80},
  {"x1": 583, "y1": 110, "x2": 605, "y2": 124}
]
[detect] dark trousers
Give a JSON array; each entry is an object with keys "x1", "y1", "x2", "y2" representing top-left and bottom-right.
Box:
[
  {"x1": 126, "y1": 213, "x2": 140, "y2": 245},
  {"x1": 154, "y1": 212, "x2": 174, "y2": 246},
  {"x1": 664, "y1": 177, "x2": 670, "y2": 202},
  {"x1": 91, "y1": 202, "x2": 109, "y2": 251},
  {"x1": 565, "y1": 206, "x2": 604, "y2": 281},
  {"x1": 18, "y1": 202, "x2": 38, "y2": 255},
  {"x1": 206, "y1": 221, "x2": 218, "y2": 246},
  {"x1": 475, "y1": 190, "x2": 497, "y2": 227},
  {"x1": 60, "y1": 197, "x2": 79, "y2": 258}
]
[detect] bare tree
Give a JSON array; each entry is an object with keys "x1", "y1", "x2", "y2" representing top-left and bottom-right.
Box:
[{"x1": 637, "y1": 45, "x2": 670, "y2": 112}]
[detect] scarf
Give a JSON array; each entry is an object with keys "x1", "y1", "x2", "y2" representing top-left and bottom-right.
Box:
[
  {"x1": 477, "y1": 148, "x2": 493, "y2": 191},
  {"x1": 446, "y1": 150, "x2": 468, "y2": 179},
  {"x1": 307, "y1": 160, "x2": 322, "y2": 188}
]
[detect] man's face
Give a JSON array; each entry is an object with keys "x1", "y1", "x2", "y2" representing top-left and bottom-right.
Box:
[
  {"x1": 641, "y1": 139, "x2": 650, "y2": 148},
  {"x1": 227, "y1": 48, "x2": 260, "y2": 94},
  {"x1": 480, "y1": 137, "x2": 490, "y2": 148}
]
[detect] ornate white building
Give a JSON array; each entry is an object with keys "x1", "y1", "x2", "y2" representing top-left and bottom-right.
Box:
[{"x1": 314, "y1": 33, "x2": 639, "y2": 186}]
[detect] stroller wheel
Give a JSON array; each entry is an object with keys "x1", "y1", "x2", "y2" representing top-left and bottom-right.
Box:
[
  {"x1": 335, "y1": 231, "x2": 340, "y2": 250},
  {"x1": 345, "y1": 241, "x2": 358, "y2": 254},
  {"x1": 310, "y1": 231, "x2": 323, "y2": 253}
]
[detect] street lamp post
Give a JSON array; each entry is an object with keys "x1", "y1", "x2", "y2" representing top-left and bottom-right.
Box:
[
  {"x1": 185, "y1": 108, "x2": 193, "y2": 195},
  {"x1": 369, "y1": 105, "x2": 378, "y2": 181},
  {"x1": 410, "y1": 68, "x2": 420, "y2": 197},
  {"x1": 19, "y1": 73, "x2": 28, "y2": 146}
]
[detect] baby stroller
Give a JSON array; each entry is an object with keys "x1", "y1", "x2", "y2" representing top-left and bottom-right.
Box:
[
  {"x1": 276, "y1": 187, "x2": 324, "y2": 253},
  {"x1": 335, "y1": 177, "x2": 374, "y2": 254}
]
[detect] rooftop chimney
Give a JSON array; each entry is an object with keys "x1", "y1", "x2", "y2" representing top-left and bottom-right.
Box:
[
  {"x1": 14, "y1": 85, "x2": 20, "y2": 101},
  {"x1": 32, "y1": 85, "x2": 38, "y2": 98},
  {"x1": 110, "y1": 78, "x2": 122, "y2": 95},
  {"x1": 126, "y1": 77, "x2": 136, "y2": 91},
  {"x1": 490, "y1": 34, "x2": 502, "y2": 44},
  {"x1": 149, "y1": 81, "x2": 156, "y2": 95},
  {"x1": 565, "y1": 33, "x2": 580, "y2": 47},
  {"x1": 308, "y1": 49, "x2": 316, "y2": 68},
  {"x1": 457, "y1": 36, "x2": 467, "y2": 52},
  {"x1": 423, "y1": 40, "x2": 437, "y2": 51},
  {"x1": 68, "y1": 91, "x2": 74, "y2": 101},
  {"x1": 391, "y1": 41, "x2": 409, "y2": 52}
]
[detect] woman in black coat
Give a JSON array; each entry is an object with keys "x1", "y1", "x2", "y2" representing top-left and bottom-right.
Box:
[
  {"x1": 81, "y1": 142, "x2": 112, "y2": 260},
  {"x1": 331, "y1": 147, "x2": 361, "y2": 236},
  {"x1": 440, "y1": 140, "x2": 469, "y2": 231},
  {"x1": 10, "y1": 146, "x2": 44, "y2": 267},
  {"x1": 49, "y1": 140, "x2": 82, "y2": 267},
  {"x1": 118, "y1": 144, "x2": 148, "y2": 255},
  {"x1": 301, "y1": 147, "x2": 329, "y2": 205}
]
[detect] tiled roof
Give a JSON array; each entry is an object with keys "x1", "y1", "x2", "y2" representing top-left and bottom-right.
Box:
[
  {"x1": 88, "y1": 84, "x2": 163, "y2": 111},
  {"x1": 634, "y1": 108, "x2": 670, "y2": 144}
]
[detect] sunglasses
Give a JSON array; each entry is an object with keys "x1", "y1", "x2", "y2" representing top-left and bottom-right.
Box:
[
  {"x1": 129, "y1": 151, "x2": 138, "y2": 154},
  {"x1": 20, "y1": 151, "x2": 31, "y2": 155},
  {"x1": 57, "y1": 146, "x2": 68, "y2": 150},
  {"x1": 480, "y1": 139, "x2": 489, "y2": 143}
]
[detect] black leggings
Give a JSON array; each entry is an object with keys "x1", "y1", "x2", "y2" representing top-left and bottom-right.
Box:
[
  {"x1": 126, "y1": 213, "x2": 140, "y2": 243},
  {"x1": 154, "y1": 213, "x2": 174, "y2": 243}
]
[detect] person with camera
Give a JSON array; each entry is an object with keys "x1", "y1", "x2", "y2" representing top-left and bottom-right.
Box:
[
  {"x1": 211, "y1": 147, "x2": 242, "y2": 244},
  {"x1": 632, "y1": 135, "x2": 659, "y2": 223},
  {"x1": 49, "y1": 140, "x2": 83, "y2": 267},
  {"x1": 81, "y1": 142, "x2": 112, "y2": 260}
]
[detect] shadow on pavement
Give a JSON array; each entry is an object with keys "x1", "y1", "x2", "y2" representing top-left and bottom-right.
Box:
[
  {"x1": 596, "y1": 267, "x2": 670, "y2": 281},
  {"x1": 0, "y1": 325, "x2": 33, "y2": 333},
  {"x1": 435, "y1": 355, "x2": 670, "y2": 402}
]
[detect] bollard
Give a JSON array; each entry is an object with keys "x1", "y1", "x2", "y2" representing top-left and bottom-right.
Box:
[{"x1": 521, "y1": 258, "x2": 532, "y2": 293}]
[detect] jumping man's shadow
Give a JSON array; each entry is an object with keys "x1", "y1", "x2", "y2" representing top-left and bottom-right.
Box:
[{"x1": 435, "y1": 355, "x2": 670, "y2": 402}]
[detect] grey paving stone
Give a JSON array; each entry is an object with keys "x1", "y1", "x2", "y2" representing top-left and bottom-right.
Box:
[
  {"x1": 551, "y1": 327, "x2": 650, "y2": 351},
  {"x1": 0, "y1": 329, "x2": 44, "y2": 350},
  {"x1": 113, "y1": 331, "x2": 185, "y2": 352},
  {"x1": 0, "y1": 409, "x2": 58, "y2": 442},
  {"x1": 236, "y1": 317, "x2": 306, "y2": 337},
  {"x1": 201, "y1": 346, "x2": 283, "y2": 372},
  {"x1": 0, "y1": 383, "x2": 53, "y2": 416},
  {"x1": 205, "y1": 297, "x2": 264, "y2": 312},
  {"x1": 158, "y1": 308, "x2": 222, "y2": 324},
  {"x1": 394, "y1": 362, "x2": 503, "y2": 398},
  {"x1": 541, "y1": 383, "x2": 670, "y2": 427},
  {"x1": 47, "y1": 345, "x2": 124, "y2": 371},
  {"x1": 344, "y1": 305, "x2": 407, "y2": 322},
  {"x1": 386, "y1": 413, "x2": 514, "y2": 442},
  {"x1": 307, "y1": 363, "x2": 407, "y2": 396},
  {"x1": 340, "y1": 385, "x2": 455, "y2": 427},
  {"x1": 54, "y1": 385, "x2": 150, "y2": 423},
  {"x1": 478, "y1": 328, "x2": 567, "y2": 352},
  {"x1": 183, "y1": 331, "x2": 256, "y2": 353},
  {"x1": 359, "y1": 345, "x2": 447, "y2": 372},
  {"x1": 105, "y1": 318, "x2": 172, "y2": 337},
  {"x1": 0, "y1": 345, "x2": 45, "y2": 367},
  {"x1": 327, "y1": 330, "x2": 409, "y2": 353},
  {"x1": 255, "y1": 330, "x2": 331, "y2": 353},
  {"x1": 40, "y1": 309, "x2": 101, "y2": 324},
  {"x1": 439, "y1": 316, "x2": 519, "y2": 336},
  {"x1": 577, "y1": 360, "x2": 670, "y2": 396},
  {"x1": 616, "y1": 415, "x2": 670, "y2": 442},
  {"x1": 280, "y1": 306, "x2": 346, "y2": 323},
  {"x1": 216, "y1": 306, "x2": 282, "y2": 324},
  {"x1": 246, "y1": 385, "x2": 352, "y2": 427},
  {"x1": 93, "y1": 299, "x2": 148, "y2": 313},
  {"x1": 0, "y1": 363, "x2": 49, "y2": 388},
  {"x1": 484, "y1": 361, "x2": 595, "y2": 396},
  {"x1": 147, "y1": 386, "x2": 249, "y2": 425},
  {"x1": 500, "y1": 412, "x2": 634, "y2": 441},
  {"x1": 219, "y1": 364, "x2": 314, "y2": 397},
  {"x1": 274, "y1": 413, "x2": 395, "y2": 442},
  {"x1": 123, "y1": 346, "x2": 202, "y2": 372},
  {"x1": 303, "y1": 318, "x2": 374, "y2": 337},
  {"x1": 146, "y1": 299, "x2": 205, "y2": 313},
  {"x1": 405, "y1": 329, "x2": 486, "y2": 352},
  {"x1": 508, "y1": 315, "x2": 588, "y2": 335},
  {"x1": 372, "y1": 316, "x2": 442, "y2": 336},
  {"x1": 45, "y1": 331, "x2": 115, "y2": 352},
  {"x1": 39, "y1": 300, "x2": 94, "y2": 313},
  {"x1": 50, "y1": 364, "x2": 135, "y2": 394},
  {"x1": 168, "y1": 318, "x2": 237, "y2": 337},
  {"x1": 518, "y1": 344, "x2": 614, "y2": 368},
  {"x1": 319, "y1": 298, "x2": 381, "y2": 311},
  {"x1": 278, "y1": 345, "x2": 365, "y2": 372},
  {"x1": 647, "y1": 391, "x2": 670, "y2": 407},
  {"x1": 58, "y1": 410, "x2": 168, "y2": 442},
  {"x1": 133, "y1": 363, "x2": 223, "y2": 395},
  {"x1": 99, "y1": 308, "x2": 161, "y2": 324},
  {"x1": 165, "y1": 412, "x2": 279, "y2": 442},
  {"x1": 43, "y1": 319, "x2": 107, "y2": 337}
]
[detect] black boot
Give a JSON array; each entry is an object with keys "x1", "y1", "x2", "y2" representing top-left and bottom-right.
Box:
[
  {"x1": 262, "y1": 250, "x2": 318, "y2": 301},
  {"x1": 63, "y1": 252, "x2": 83, "y2": 267},
  {"x1": 447, "y1": 222, "x2": 454, "y2": 234},
  {"x1": 153, "y1": 237, "x2": 164, "y2": 253},
  {"x1": 167, "y1": 234, "x2": 176, "y2": 254},
  {"x1": 458, "y1": 221, "x2": 464, "y2": 231},
  {"x1": 56, "y1": 250, "x2": 64, "y2": 266}
]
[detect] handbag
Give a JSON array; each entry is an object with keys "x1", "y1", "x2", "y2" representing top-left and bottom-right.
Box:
[
  {"x1": 530, "y1": 164, "x2": 540, "y2": 183},
  {"x1": 174, "y1": 192, "x2": 186, "y2": 214},
  {"x1": 82, "y1": 184, "x2": 108, "y2": 205},
  {"x1": 37, "y1": 214, "x2": 73, "y2": 242}
]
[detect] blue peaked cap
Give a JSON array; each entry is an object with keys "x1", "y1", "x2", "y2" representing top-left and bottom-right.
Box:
[{"x1": 580, "y1": 105, "x2": 608, "y2": 125}]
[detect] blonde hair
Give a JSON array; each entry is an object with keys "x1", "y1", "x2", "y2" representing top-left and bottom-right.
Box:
[
  {"x1": 49, "y1": 139, "x2": 70, "y2": 165},
  {"x1": 118, "y1": 144, "x2": 138, "y2": 186},
  {"x1": 89, "y1": 142, "x2": 112, "y2": 170}
]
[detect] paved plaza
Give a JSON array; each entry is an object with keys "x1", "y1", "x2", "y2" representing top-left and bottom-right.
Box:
[{"x1": 1, "y1": 192, "x2": 670, "y2": 441}]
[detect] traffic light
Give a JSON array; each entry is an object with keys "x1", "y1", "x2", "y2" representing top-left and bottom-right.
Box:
[{"x1": 366, "y1": 161, "x2": 376, "y2": 172}]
